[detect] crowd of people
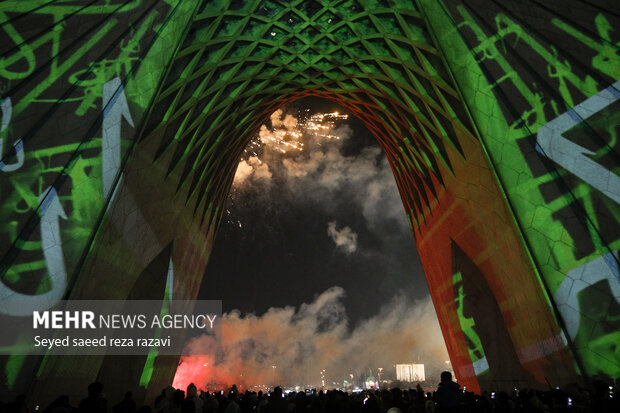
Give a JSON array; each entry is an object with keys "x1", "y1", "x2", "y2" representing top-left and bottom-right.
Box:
[{"x1": 1, "y1": 371, "x2": 618, "y2": 413}]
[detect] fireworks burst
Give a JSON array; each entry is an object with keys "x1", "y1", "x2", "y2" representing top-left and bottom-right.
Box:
[
  {"x1": 228, "y1": 108, "x2": 350, "y2": 225},
  {"x1": 242, "y1": 109, "x2": 349, "y2": 161},
  {"x1": 305, "y1": 112, "x2": 349, "y2": 141}
]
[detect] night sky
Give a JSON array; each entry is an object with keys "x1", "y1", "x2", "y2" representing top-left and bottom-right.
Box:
[{"x1": 197, "y1": 97, "x2": 431, "y2": 328}]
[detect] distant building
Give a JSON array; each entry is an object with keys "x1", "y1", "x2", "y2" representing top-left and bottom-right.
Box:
[
  {"x1": 395, "y1": 364, "x2": 425, "y2": 382},
  {"x1": 365, "y1": 374, "x2": 377, "y2": 389}
]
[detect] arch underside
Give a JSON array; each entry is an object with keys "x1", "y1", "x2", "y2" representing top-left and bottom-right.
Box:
[
  {"x1": 0, "y1": 0, "x2": 618, "y2": 403},
  {"x1": 148, "y1": 3, "x2": 473, "y2": 230}
]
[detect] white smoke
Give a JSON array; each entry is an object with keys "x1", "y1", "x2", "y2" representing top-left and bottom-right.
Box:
[
  {"x1": 280, "y1": 136, "x2": 404, "y2": 230},
  {"x1": 175, "y1": 287, "x2": 449, "y2": 391},
  {"x1": 234, "y1": 156, "x2": 272, "y2": 184},
  {"x1": 327, "y1": 221, "x2": 358, "y2": 254},
  {"x1": 270, "y1": 108, "x2": 297, "y2": 130},
  {"x1": 233, "y1": 108, "x2": 407, "y2": 237}
]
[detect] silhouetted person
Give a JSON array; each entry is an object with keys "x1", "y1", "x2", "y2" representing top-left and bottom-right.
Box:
[
  {"x1": 291, "y1": 392, "x2": 307, "y2": 413},
  {"x1": 390, "y1": 388, "x2": 405, "y2": 412},
  {"x1": 78, "y1": 382, "x2": 107, "y2": 413},
  {"x1": 114, "y1": 391, "x2": 137, "y2": 413},
  {"x1": 44, "y1": 395, "x2": 72, "y2": 413},
  {"x1": 425, "y1": 392, "x2": 435, "y2": 413},
  {"x1": 171, "y1": 389, "x2": 185, "y2": 412},
  {"x1": 185, "y1": 383, "x2": 202, "y2": 413},
  {"x1": 155, "y1": 386, "x2": 174, "y2": 413},
  {"x1": 362, "y1": 391, "x2": 380, "y2": 413},
  {"x1": 435, "y1": 371, "x2": 462, "y2": 413},
  {"x1": 265, "y1": 387, "x2": 288, "y2": 413},
  {"x1": 180, "y1": 397, "x2": 194, "y2": 413},
  {"x1": 4, "y1": 394, "x2": 27, "y2": 413},
  {"x1": 202, "y1": 391, "x2": 219, "y2": 413},
  {"x1": 223, "y1": 391, "x2": 240, "y2": 413},
  {"x1": 256, "y1": 391, "x2": 268, "y2": 413}
]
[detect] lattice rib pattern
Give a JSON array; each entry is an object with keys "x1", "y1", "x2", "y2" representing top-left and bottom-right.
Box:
[{"x1": 143, "y1": 0, "x2": 477, "y2": 229}]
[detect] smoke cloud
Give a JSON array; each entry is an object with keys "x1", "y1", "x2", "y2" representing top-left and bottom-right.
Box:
[
  {"x1": 173, "y1": 287, "x2": 448, "y2": 392},
  {"x1": 280, "y1": 136, "x2": 404, "y2": 230},
  {"x1": 232, "y1": 108, "x2": 408, "y2": 249},
  {"x1": 268, "y1": 108, "x2": 297, "y2": 130},
  {"x1": 327, "y1": 221, "x2": 358, "y2": 254},
  {"x1": 234, "y1": 156, "x2": 272, "y2": 184}
]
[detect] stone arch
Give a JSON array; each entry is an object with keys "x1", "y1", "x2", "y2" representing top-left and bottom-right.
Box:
[
  {"x1": 1, "y1": 0, "x2": 618, "y2": 404},
  {"x1": 125, "y1": 0, "x2": 572, "y2": 395}
]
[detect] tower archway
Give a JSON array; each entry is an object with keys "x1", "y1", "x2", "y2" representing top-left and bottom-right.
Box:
[{"x1": 1, "y1": 0, "x2": 618, "y2": 403}]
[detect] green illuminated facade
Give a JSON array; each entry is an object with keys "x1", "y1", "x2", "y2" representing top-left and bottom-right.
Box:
[{"x1": 0, "y1": 0, "x2": 618, "y2": 404}]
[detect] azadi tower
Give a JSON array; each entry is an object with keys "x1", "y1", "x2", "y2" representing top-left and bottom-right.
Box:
[{"x1": 0, "y1": 0, "x2": 618, "y2": 404}]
